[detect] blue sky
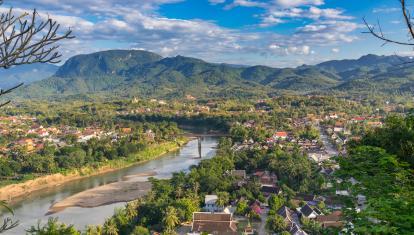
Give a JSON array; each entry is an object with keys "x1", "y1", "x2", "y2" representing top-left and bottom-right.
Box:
[{"x1": 3, "y1": 0, "x2": 414, "y2": 67}]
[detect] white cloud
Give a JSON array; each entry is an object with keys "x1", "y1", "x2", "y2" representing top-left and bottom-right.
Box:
[
  {"x1": 275, "y1": 0, "x2": 324, "y2": 7},
  {"x1": 259, "y1": 6, "x2": 353, "y2": 27},
  {"x1": 372, "y1": 7, "x2": 400, "y2": 14},
  {"x1": 224, "y1": 0, "x2": 267, "y2": 9},
  {"x1": 0, "y1": 0, "x2": 360, "y2": 67},
  {"x1": 331, "y1": 48, "x2": 340, "y2": 53}
]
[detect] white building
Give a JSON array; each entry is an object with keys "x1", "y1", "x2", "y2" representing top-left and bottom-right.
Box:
[{"x1": 204, "y1": 195, "x2": 222, "y2": 212}]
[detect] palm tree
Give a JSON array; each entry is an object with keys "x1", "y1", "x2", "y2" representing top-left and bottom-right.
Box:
[
  {"x1": 125, "y1": 201, "x2": 139, "y2": 220},
  {"x1": 193, "y1": 182, "x2": 200, "y2": 197},
  {"x1": 175, "y1": 186, "x2": 184, "y2": 199},
  {"x1": 103, "y1": 218, "x2": 118, "y2": 235},
  {"x1": 163, "y1": 206, "x2": 179, "y2": 233},
  {"x1": 85, "y1": 225, "x2": 103, "y2": 235},
  {"x1": 216, "y1": 192, "x2": 230, "y2": 209},
  {"x1": 146, "y1": 190, "x2": 156, "y2": 201}
]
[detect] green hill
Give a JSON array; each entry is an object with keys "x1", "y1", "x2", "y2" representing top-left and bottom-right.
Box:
[{"x1": 15, "y1": 50, "x2": 414, "y2": 99}]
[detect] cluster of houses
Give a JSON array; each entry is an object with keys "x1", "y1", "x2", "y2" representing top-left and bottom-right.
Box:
[
  {"x1": 0, "y1": 115, "x2": 147, "y2": 157},
  {"x1": 321, "y1": 113, "x2": 384, "y2": 152},
  {"x1": 185, "y1": 169, "x2": 348, "y2": 235},
  {"x1": 234, "y1": 120, "x2": 331, "y2": 165}
]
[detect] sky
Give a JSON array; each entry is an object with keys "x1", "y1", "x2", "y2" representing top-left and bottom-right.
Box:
[{"x1": 3, "y1": 0, "x2": 414, "y2": 67}]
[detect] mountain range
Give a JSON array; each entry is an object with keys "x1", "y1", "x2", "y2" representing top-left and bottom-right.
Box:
[{"x1": 13, "y1": 50, "x2": 414, "y2": 100}]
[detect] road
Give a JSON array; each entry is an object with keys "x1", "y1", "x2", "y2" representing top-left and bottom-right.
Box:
[
  {"x1": 318, "y1": 125, "x2": 339, "y2": 157},
  {"x1": 258, "y1": 208, "x2": 269, "y2": 235}
]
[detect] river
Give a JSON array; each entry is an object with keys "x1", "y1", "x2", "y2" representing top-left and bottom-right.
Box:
[{"x1": 2, "y1": 136, "x2": 218, "y2": 234}]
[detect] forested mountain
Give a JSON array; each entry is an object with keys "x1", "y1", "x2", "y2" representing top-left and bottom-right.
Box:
[{"x1": 15, "y1": 50, "x2": 414, "y2": 99}]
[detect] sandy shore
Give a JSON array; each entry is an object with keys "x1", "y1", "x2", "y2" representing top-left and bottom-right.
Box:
[
  {"x1": 0, "y1": 140, "x2": 186, "y2": 203},
  {"x1": 47, "y1": 171, "x2": 157, "y2": 214},
  {"x1": 0, "y1": 168, "x2": 117, "y2": 202},
  {"x1": 46, "y1": 180, "x2": 152, "y2": 215}
]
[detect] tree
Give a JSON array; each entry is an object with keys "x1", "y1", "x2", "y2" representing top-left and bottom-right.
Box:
[
  {"x1": 364, "y1": 0, "x2": 414, "y2": 47},
  {"x1": 235, "y1": 200, "x2": 249, "y2": 216},
  {"x1": 216, "y1": 192, "x2": 230, "y2": 208},
  {"x1": 265, "y1": 214, "x2": 287, "y2": 233},
  {"x1": 0, "y1": 0, "x2": 72, "y2": 231},
  {"x1": 175, "y1": 198, "x2": 199, "y2": 222},
  {"x1": 124, "y1": 201, "x2": 139, "y2": 221},
  {"x1": 163, "y1": 206, "x2": 179, "y2": 233},
  {"x1": 301, "y1": 217, "x2": 322, "y2": 235},
  {"x1": 85, "y1": 225, "x2": 103, "y2": 235},
  {"x1": 131, "y1": 226, "x2": 150, "y2": 235},
  {"x1": 0, "y1": 0, "x2": 73, "y2": 107},
  {"x1": 102, "y1": 218, "x2": 118, "y2": 235},
  {"x1": 26, "y1": 217, "x2": 80, "y2": 235},
  {"x1": 268, "y1": 195, "x2": 285, "y2": 211}
]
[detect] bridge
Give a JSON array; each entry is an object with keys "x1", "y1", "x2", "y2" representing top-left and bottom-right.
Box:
[{"x1": 181, "y1": 133, "x2": 230, "y2": 138}]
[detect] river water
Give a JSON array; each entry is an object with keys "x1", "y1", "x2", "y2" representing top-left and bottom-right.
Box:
[{"x1": 3, "y1": 136, "x2": 218, "y2": 234}]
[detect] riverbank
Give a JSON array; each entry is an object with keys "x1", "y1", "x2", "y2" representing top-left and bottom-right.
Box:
[
  {"x1": 47, "y1": 177, "x2": 153, "y2": 215},
  {"x1": 0, "y1": 139, "x2": 188, "y2": 202}
]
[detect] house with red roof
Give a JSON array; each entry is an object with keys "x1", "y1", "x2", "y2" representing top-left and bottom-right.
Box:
[{"x1": 273, "y1": 131, "x2": 288, "y2": 140}]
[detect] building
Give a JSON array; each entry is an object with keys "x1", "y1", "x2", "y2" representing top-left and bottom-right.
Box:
[
  {"x1": 316, "y1": 211, "x2": 343, "y2": 228},
  {"x1": 231, "y1": 170, "x2": 246, "y2": 179},
  {"x1": 261, "y1": 185, "x2": 282, "y2": 197},
  {"x1": 336, "y1": 190, "x2": 350, "y2": 196},
  {"x1": 249, "y1": 201, "x2": 262, "y2": 214},
  {"x1": 357, "y1": 194, "x2": 367, "y2": 211},
  {"x1": 277, "y1": 206, "x2": 308, "y2": 235},
  {"x1": 191, "y1": 212, "x2": 237, "y2": 235},
  {"x1": 299, "y1": 204, "x2": 322, "y2": 219},
  {"x1": 274, "y1": 131, "x2": 288, "y2": 140},
  {"x1": 204, "y1": 195, "x2": 222, "y2": 212},
  {"x1": 308, "y1": 151, "x2": 331, "y2": 163},
  {"x1": 253, "y1": 170, "x2": 278, "y2": 186}
]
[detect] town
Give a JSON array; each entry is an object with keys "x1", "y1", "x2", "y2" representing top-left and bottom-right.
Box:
[{"x1": 1, "y1": 95, "x2": 407, "y2": 234}]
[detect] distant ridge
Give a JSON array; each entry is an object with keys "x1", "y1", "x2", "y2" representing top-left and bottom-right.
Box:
[
  {"x1": 15, "y1": 50, "x2": 414, "y2": 99},
  {"x1": 0, "y1": 63, "x2": 58, "y2": 89}
]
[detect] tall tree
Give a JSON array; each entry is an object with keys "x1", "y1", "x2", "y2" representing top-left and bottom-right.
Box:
[
  {"x1": 102, "y1": 218, "x2": 118, "y2": 235},
  {"x1": 163, "y1": 206, "x2": 179, "y2": 233},
  {"x1": 216, "y1": 192, "x2": 230, "y2": 208},
  {"x1": 0, "y1": 0, "x2": 74, "y2": 107},
  {"x1": 266, "y1": 214, "x2": 288, "y2": 233}
]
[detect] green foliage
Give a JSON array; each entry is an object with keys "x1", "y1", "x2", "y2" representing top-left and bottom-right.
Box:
[
  {"x1": 163, "y1": 206, "x2": 179, "y2": 233},
  {"x1": 268, "y1": 195, "x2": 286, "y2": 211},
  {"x1": 266, "y1": 214, "x2": 287, "y2": 233},
  {"x1": 102, "y1": 218, "x2": 119, "y2": 235},
  {"x1": 361, "y1": 115, "x2": 414, "y2": 167},
  {"x1": 267, "y1": 150, "x2": 313, "y2": 192},
  {"x1": 26, "y1": 218, "x2": 80, "y2": 235},
  {"x1": 173, "y1": 198, "x2": 199, "y2": 222},
  {"x1": 235, "y1": 200, "x2": 249, "y2": 216},
  {"x1": 301, "y1": 217, "x2": 322, "y2": 235},
  {"x1": 215, "y1": 192, "x2": 230, "y2": 208},
  {"x1": 338, "y1": 116, "x2": 414, "y2": 234},
  {"x1": 131, "y1": 226, "x2": 150, "y2": 235}
]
